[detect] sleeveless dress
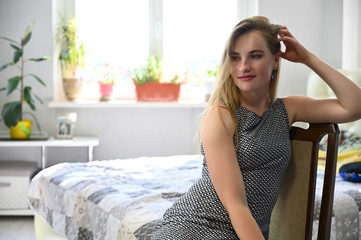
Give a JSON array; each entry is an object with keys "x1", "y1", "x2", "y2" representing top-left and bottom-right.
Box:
[{"x1": 151, "y1": 98, "x2": 292, "y2": 240}]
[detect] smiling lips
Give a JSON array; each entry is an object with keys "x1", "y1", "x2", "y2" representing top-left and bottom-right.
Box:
[{"x1": 238, "y1": 74, "x2": 256, "y2": 81}]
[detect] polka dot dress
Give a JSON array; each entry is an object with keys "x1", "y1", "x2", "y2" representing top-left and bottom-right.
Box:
[{"x1": 151, "y1": 98, "x2": 292, "y2": 240}]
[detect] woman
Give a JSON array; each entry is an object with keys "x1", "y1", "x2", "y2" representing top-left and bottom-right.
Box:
[{"x1": 151, "y1": 16, "x2": 361, "y2": 240}]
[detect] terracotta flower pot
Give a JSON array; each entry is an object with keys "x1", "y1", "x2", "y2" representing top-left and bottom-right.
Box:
[
  {"x1": 9, "y1": 120, "x2": 33, "y2": 140},
  {"x1": 134, "y1": 82, "x2": 181, "y2": 102}
]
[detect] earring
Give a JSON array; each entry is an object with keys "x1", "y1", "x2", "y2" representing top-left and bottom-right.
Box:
[{"x1": 271, "y1": 70, "x2": 276, "y2": 80}]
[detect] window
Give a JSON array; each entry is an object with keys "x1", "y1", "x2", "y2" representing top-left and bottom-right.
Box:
[
  {"x1": 72, "y1": 0, "x2": 242, "y2": 101},
  {"x1": 163, "y1": 0, "x2": 238, "y2": 71},
  {"x1": 76, "y1": 0, "x2": 149, "y2": 69}
]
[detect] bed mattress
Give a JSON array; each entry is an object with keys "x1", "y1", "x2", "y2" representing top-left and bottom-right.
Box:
[{"x1": 28, "y1": 154, "x2": 361, "y2": 240}]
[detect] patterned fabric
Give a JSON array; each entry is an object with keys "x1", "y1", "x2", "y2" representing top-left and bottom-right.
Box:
[
  {"x1": 28, "y1": 154, "x2": 361, "y2": 239},
  {"x1": 151, "y1": 98, "x2": 292, "y2": 240},
  {"x1": 320, "y1": 130, "x2": 361, "y2": 153},
  {"x1": 313, "y1": 169, "x2": 361, "y2": 239},
  {"x1": 28, "y1": 155, "x2": 203, "y2": 240}
]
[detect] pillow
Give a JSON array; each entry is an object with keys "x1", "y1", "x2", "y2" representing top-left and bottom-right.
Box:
[{"x1": 339, "y1": 162, "x2": 361, "y2": 182}]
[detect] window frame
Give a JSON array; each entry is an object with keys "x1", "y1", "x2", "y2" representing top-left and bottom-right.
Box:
[{"x1": 53, "y1": 0, "x2": 258, "y2": 103}]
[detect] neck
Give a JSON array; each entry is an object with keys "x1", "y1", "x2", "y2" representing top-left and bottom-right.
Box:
[{"x1": 239, "y1": 93, "x2": 271, "y2": 116}]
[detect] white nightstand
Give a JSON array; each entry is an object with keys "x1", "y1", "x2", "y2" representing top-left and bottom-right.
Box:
[
  {"x1": 0, "y1": 136, "x2": 99, "y2": 169},
  {"x1": 0, "y1": 137, "x2": 99, "y2": 216}
]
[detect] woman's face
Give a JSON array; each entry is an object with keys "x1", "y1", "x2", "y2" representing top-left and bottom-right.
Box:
[{"x1": 231, "y1": 30, "x2": 278, "y2": 96}]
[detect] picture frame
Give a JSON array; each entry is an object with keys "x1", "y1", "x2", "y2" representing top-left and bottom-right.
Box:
[{"x1": 56, "y1": 113, "x2": 77, "y2": 139}]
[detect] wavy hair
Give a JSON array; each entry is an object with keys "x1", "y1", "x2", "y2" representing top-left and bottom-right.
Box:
[{"x1": 198, "y1": 16, "x2": 281, "y2": 149}]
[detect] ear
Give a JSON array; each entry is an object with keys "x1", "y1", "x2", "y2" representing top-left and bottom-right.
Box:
[{"x1": 274, "y1": 53, "x2": 280, "y2": 70}]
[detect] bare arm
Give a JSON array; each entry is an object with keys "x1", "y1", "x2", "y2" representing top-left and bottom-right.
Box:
[
  {"x1": 201, "y1": 106, "x2": 264, "y2": 240},
  {"x1": 279, "y1": 26, "x2": 361, "y2": 124}
]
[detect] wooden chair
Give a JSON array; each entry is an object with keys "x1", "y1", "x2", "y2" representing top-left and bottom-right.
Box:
[{"x1": 269, "y1": 123, "x2": 339, "y2": 240}]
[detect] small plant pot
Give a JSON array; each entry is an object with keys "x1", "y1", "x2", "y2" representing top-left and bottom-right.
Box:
[
  {"x1": 201, "y1": 78, "x2": 216, "y2": 102},
  {"x1": 134, "y1": 82, "x2": 181, "y2": 102},
  {"x1": 63, "y1": 77, "x2": 82, "y2": 101},
  {"x1": 9, "y1": 120, "x2": 33, "y2": 140},
  {"x1": 99, "y1": 82, "x2": 114, "y2": 101}
]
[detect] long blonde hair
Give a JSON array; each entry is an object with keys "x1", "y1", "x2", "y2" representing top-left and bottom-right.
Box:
[{"x1": 197, "y1": 16, "x2": 281, "y2": 149}]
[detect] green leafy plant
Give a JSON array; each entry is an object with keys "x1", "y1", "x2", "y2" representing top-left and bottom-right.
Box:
[
  {"x1": 56, "y1": 16, "x2": 84, "y2": 78},
  {"x1": 132, "y1": 55, "x2": 163, "y2": 85},
  {"x1": 0, "y1": 22, "x2": 50, "y2": 131},
  {"x1": 206, "y1": 65, "x2": 218, "y2": 78},
  {"x1": 132, "y1": 55, "x2": 186, "y2": 85},
  {"x1": 190, "y1": 62, "x2": 218, "y2": 86}
]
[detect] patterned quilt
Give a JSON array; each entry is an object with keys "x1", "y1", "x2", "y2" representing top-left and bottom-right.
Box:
[
  {"x1": 28, "y1": 155, "x2": 202, "y2": 240},
  {"x1": 28, "y1": 154, "x2": 361, "y2": 240}
]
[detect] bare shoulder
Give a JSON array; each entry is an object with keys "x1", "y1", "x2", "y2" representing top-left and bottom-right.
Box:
[
  {"x1": 281, "y1": 95, "x2": 313, "y2": 124},
  {"x1": 206, "y1": 104, "x2": 234, "y2": 123},
  {"x1": 203, "y1": 104, "x2": 236, "y2": 137}
]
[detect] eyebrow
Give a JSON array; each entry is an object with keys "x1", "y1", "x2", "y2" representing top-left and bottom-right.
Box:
[
  {"x1": 250, "y1": 49, "x2": 265, "y2": 54},
  {"x1": 231, "y1": 49, "x2": 265, "y2": 55}
]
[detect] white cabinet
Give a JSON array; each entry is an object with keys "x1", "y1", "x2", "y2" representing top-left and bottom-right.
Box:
[{"x1": 0, "y1": 137, "x2": 99, "y2": 216}]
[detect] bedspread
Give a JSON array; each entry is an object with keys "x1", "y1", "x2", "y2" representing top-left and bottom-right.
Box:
[
  {"x1": 28, "y1": 154, "x2": 361, "y2": 240},
  {"x1": 313, "y1": 170, "x2": 361, "y2": 240},
  {"x1": 28, "y1": 155, "x2": 203, "y2": 240}
]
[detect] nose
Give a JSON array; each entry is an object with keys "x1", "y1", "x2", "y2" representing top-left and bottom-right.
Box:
[{"x1": 237, "y1": 59, "x2": 251, "y2": 73}]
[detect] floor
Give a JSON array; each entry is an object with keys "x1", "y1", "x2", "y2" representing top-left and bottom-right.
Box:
[{"x1": 0, "y1": 216, "x2": 36, "y2": 240}]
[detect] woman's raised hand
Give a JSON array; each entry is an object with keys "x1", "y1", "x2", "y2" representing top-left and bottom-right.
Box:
[{"x1": 278, "y1": 26, "x2": 310, "y2": 64}]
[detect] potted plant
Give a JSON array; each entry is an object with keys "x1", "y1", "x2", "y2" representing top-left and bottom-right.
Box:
[
  {"x1": 98, "y1": 64, "x2": 115, "y2": 101},
  {"x1": 132, "y1": 55, "x2": 182, "y2": 102},
  {"x1": 56, "y1": 16, "x2": 84, "y2": 101},
  {"x1": 0, "y1": 22, "x2": 50, "y2": 139}
]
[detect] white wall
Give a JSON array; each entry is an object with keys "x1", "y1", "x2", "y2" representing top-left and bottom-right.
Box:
[
  {"x1": 0, "y1": 0, "x2": 56, "y2": 165},
  {"x1": 0, "y1": 0, "x2": 344, "y2": 166},
  {"x1": 258, "y1": 0, "x2": 343, "y2": 98},
  {"x1": 343, "y1": 0, "x2": 361, "y2": 69}
]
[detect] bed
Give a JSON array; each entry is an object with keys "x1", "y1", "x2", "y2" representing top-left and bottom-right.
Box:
[
  {"x1": 28, "y1": 155, "x2": 202, "y2": 240},
  {"x1": 28, "y1": 130, "x2": 361, "y2": 240}
]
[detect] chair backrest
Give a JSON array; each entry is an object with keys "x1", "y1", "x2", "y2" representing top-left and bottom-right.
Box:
[{"x1": 269, "y1": 123, "x2": 339, "y2": 240}]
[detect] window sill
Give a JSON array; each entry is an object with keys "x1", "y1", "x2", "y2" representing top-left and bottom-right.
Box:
[{"x1": 48, "y1": 100, "x2": 207, "y2": 109}]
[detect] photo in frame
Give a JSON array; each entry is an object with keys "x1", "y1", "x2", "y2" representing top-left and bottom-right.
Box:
[{"x1": 56, "y1": 113, "x2": 77, "y2": 139}]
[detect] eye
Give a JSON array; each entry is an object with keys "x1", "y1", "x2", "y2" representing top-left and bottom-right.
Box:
[
  {"x1": 231, "y1": 56, "x2": 240, "y2": 61},
  {"x1": 251, "y1": 54, "x2": 262, "y2": 59}
]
